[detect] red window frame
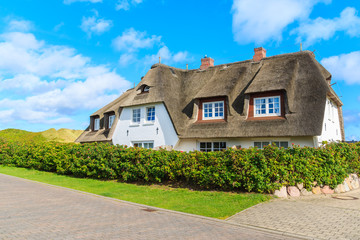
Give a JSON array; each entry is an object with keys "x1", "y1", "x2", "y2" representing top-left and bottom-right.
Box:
[
  {"x1": 248, "y1": 91, "x2": 285, "y2": 120},
  {"x1": 197, "y1": 97, "x2": 227, "y2": 123}
]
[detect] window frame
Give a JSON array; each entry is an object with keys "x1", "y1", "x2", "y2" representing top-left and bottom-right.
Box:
[
  {"x1": 108, "y1": 114, "x2": 115, "y2": 129},
  {"x1": 145, "y1": 106, "x2": 155, "y2": 123},
  {"x1": 132, "y1": 141, "x2": 154, "y2": 149},
  {"x1": 132, "y1": 108, "x2": 141, "y2": 124},
  {"x1": 202, "y1": 101, "x2": 225, "y2": 120},
  {"x1": 248, "y1": 91, "x2": 285, "y2": 120},
  {"x1": 254, "y1": 96, "x2": 281, "y2": 117},
  {"x1": 253, "y1": 141, "x2": 289, "y2": 149},
  {"x1": 197, "y1": 97, "x2": 227, "y2": 122},
  {"x1": 199, "y1": 141, "x2": 227, "y2": 152},
  {"x1": 93, "y1": 117, "x2": 100, "y2": 131}
]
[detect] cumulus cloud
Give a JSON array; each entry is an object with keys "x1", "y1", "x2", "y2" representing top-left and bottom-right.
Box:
[
  {"x1": 144, "y1": 46, "x2": 190, "y2": 65},
  {"x1": 321, "y1": 51, "x2": 360, "y2": 85},
  {"x1": 81, "y1": 15, "x2": 113, "y2": 37},
  {"x1": 112, "y1": 28, "x2": 161, "y2": 52},
  {"x1": 7, "y1": 19, "x2": 33, "y2": 32},
  {"x1": 0, "y1": 31, "x2": 131, "y2": 125},
  {"x1": 231, "y1": 0, "x2": 329, "y2": 44},
  {"x1": 294, "y1": 7, "x2": 360, "y2": 46},
  {"x1": 63, "y1": 0, "x2": 102, "y2": 4},
  {"x1": 116, "y1": 0, "x2": 143, "y2": 11}
]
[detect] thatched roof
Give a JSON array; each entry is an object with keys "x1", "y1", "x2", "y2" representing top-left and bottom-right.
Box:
[{"x1": 76, "y1": 50, "x2": 344, "y2": 143}]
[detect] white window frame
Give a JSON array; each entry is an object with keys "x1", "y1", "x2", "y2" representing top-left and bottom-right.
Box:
[
  {"x1": 199, "y1": 142, "x2": 227, "y2": 152},
  {"x1": 108, "y1": 114, "x2": 115, "y2": 128},
  {"x1": 132, "y1": 141, "x2": 154, "y2": 149},
  {"x1": 253, "y1": 141, "x2": 288, "y2": 149},
  {"x1": 202, "y1": 101, "x2": 225, "y2": 120},
  {"x1": 146, "y1": 106, "x2": 155, "y2": 123},
  {"x1": 254, "y1": 96, "x2": 281, "y2": 117},
  {"x1": 94, "y1": 117, "x2": 100, "y2": 131},
  {"x1": 132, "y1": 108, "x2": 141, "y2": 124}
]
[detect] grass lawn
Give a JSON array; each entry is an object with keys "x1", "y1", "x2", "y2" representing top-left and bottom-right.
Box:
[{"x1": 0, "y1": 166, "x2": 272, "y2": 219}]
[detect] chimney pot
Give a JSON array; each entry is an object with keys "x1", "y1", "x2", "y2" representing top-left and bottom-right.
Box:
[
  {"x1": 200, "y1": 56, "x2": 214, "y2": 70},
  {"x1": 253, "y1": 47, "x2": 266, "y2": 62}
]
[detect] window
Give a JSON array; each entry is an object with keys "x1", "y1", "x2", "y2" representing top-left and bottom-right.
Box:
[
  {"x1": 146, "y1": 107, "x2": 155, "y2": 122},
  {"x1": 203, "y1": 101, "x2": 224, "y2": 120},
  {"x1": 132, "y1": 109, "x2": 141, "y2": 124},
  {"x1": 108, "y1": 114, "x2": 115, "y2": 128},
  {"x1": 254, "y1": 141, "x2": 288, "y2": 149},
  {"x1": 254, "y1": 96, "x2": 281, "y2": 117},
  {"x1": 133, "y1": 141, "x2": 154, "y2": 149},
  {"x1": 94, "y1": 117, "x2": 100, "y2": 131},
  {"x1": 200, "y1": 142, "x2": 226, "y2": 152},
  {"x1": 143, "y1": 86, "x2": 150, "y2": 92}
]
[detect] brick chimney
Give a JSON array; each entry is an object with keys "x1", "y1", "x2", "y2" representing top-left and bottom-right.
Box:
[
  {"x1": 253, "y1": 47, "x2": 266, "y2": 62},
  {"x1": 200, "y1": 55, "x2": 214, "y2": 70}
]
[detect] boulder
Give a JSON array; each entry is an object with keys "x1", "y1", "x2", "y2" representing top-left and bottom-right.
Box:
[
  {"x1": 312, "y1": 186, "x2": 322, "y2": 194},
  {"x1": 350, "y1": 174, "x2": 359, "y2": 189},
  {"x1": 334, "y1": 184, "x2": 345, "y2": 194},
  {"x1": 296, "y1": 183, "x2": 304, "y2": 190},
  {"x1": 274, "y1": 186, "x2": 288, "y2": 198},
  {"x1": 345, "y1": 178, "x2": 353, "y2": 190},
  {"x1": 300, "y1": 188, "x2": 313, "y2": 196},
  {"x1": 287, "y1": 186, "x2": 300, "y2": 197},
  {"x1": 343, "y1": 181, "x2": 350, "y2": 192},
  {"x1": 321, "y1": 185, "x2": 334, "y2": 194}
]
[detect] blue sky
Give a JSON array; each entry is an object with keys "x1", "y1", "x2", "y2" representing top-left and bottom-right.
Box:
[{"x1": 0, "y1": 0, "x2": 359, "y2": 140}]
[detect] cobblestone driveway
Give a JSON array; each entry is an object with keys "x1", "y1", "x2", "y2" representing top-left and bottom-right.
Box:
[
  {"x1": 0, "y1": 174, "x2": 304, "y2": 240},
  {"x1": 228, "y1": 189, "x2": 360, "y2": 240}
]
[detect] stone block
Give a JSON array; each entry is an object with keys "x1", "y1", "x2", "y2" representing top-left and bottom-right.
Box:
[
  {"x1": 274, "y1": 186, "x2": 288, "y2": 198},
  {"x1": 321, "y1": 185, "x2": 334, "y2": 194},
  {"x1": 334, "y1": 184, "x2": 345, "y2": 194},
  {"x1": 296, "y1": 183, "x2": 304, "y2": 190},
  {"x1": 312, "y1": 186, "x2": 322, "y2": 194},
  {"x1": 300, "y1": 188, "x2": 313, "y2": 196},
  {"x1": 287, "y1": 186, "x2": 300, "y2": 197}
]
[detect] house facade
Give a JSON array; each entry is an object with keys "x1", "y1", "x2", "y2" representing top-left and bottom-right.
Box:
[{"x1": 76, "y1": 48, "x2": 345, "y2": 151}]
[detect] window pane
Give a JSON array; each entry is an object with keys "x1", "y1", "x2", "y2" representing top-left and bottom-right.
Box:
[
  {"x1": 280, "y1": 142, "x2": 288, "y2": 148},
  {"x1": 262, "y1": 142, "x2": 270, "y2": 148},
  {"x1": 200, "y1": 142, "x2": 212, "y2": 152},
  {"x1": 94, "y1": 118, "x2": 100, "y2": 130},
  {"x1": 254, "y1": 142, "x2": 262, "y2": 148},
  {"x1": 133, "y1": 109, "x2": 140, "y2": 123},
  {"x1": 273, "y1": 141, "x2": 280, "y2": 147},
  {"x1": 213, "y1": 142, "x2": 219, "y2": 148},
  {"x1": 147, "y1": 107, "x2": 155, "y2": 121},
  {"x1": 109, "y1": 115, "x2": 115, "y2": 128}
]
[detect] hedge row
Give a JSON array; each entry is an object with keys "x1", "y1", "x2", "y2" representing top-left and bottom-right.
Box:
[{"x1": 0, "y1": 141, "x2": 359, "y2": 193}]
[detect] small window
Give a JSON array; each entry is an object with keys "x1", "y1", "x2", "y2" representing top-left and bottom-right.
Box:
[
  {"x1": 108, "y1": 114, "x2": 115, "y2": 128},
  {"x1": 254, "y1": 96, "x2": 281, "y2": 117},
  {"x1": 202, "y1": 101, "x2": 224, "y2": 120},
  {"x1": 132, "y1": 109, "x2": 141, "y2": 124},
  {"x1": 200, "y1": 142, "x2": 226, "y2": 152},
  {"x1": 143, "y1": 86, "x2": 150, "y2": 92},
  {"x1": 146, "y1": 107, "x2": 155, "y2": 122},
  {"x1": 254, "y1": 141, "x2": 288, "y2": 149},
  {"x1": 133, "y1": 141, "x2": 154, "y2": 149},
  {"x1": 94, "y1": 117, "x2": 100, "y2": 131}
]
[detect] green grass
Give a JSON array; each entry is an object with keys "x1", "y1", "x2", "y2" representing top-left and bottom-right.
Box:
[
  {"x1": 0, "y1": 128, "x2": 83, "y2": 143},
  {"x1": 0, "y1": 166, "x2": 272, "y2": 219}
]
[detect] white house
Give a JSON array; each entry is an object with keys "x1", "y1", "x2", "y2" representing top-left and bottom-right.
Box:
[{"x1": 76, "y1": 47, "x2": 344, "y2": 151}]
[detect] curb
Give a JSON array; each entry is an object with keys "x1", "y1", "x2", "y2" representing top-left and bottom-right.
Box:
[{"x1": 1, "y1": 173, "x2": 313, "y2": 240}]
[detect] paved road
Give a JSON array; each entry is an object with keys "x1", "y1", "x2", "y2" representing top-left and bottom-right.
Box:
[
  {"x1": 228, "y1": 188, "x2": 360, "y2": 240},
  {"x1": 0, "y1": 174, "x2": 303, "y2": 240}
]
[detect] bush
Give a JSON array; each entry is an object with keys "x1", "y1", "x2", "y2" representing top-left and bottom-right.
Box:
[{"x1": 0, "y1": 141, "x2": 359, "y2": 193}]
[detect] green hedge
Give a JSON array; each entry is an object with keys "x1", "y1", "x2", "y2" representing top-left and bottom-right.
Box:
[{"x1": 0, "y1": 141, "x2": 359, "y2": 193}]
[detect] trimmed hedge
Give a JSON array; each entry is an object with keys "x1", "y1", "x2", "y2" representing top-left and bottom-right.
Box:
[{"x1": 0, "y1": 141, "x2": 359, "y2": 193}]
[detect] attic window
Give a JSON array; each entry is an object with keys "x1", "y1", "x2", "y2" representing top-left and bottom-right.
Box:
[
  {"x1": 143, "y1": 85, "x2": 150, "y2": 93},
  {"x1": 197, "y1": 97, "x2": 227, "y2": 122},
  {"x1": 248, "y1": 91, "x2": 285, "y2": 120},
  {"x1": 91, "y1": 116, "x2": 100, "y2": 131}
]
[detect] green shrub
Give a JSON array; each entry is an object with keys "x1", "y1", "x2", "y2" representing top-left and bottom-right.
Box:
[{"x1": 0, "y1": 141, "x2": 359, "y2": 193}]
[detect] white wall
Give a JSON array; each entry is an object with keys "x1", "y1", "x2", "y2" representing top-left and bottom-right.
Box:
[
  {"x1": 112, "y1": 103, "x2": 179, "y2": 148},
  {"x1": 318, "y1": 97, "x2": 342, "y2": 145},
  {"x1": 175, "y1": 136, "x2": 315, "y2": 151}
]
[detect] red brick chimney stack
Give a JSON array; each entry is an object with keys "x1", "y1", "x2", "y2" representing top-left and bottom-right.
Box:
[
  {"x1": 253, "y1": 47, "x2": 266, "y2": 62},
  {"x1": 200, "y1": 55, "x2": 214, "y2": 70}
]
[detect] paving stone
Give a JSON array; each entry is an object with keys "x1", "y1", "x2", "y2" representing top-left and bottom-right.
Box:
[
  {"x1": 287, "y1": 186, "x2": 300, "y2": 197},
  {"x1": 0, "y1": 173, "x2": 296, "y2": 240}
]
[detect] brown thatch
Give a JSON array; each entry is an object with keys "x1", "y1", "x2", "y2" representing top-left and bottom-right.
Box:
[{"x1": 76, "y1": 50, "x2": 344, "y2": 143}]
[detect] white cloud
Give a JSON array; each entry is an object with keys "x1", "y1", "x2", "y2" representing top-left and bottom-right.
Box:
[
  {"x1": 116, "y1": 0, "x2": 143, "y2": 11},
  {"x1": 231, "y1": 0, "x2": 329, "y2": 44},
  {"x1": 144, "y1": 46, "x2": 190, "y2": 65},
  {"x1": 118, "y1": 53, "x2": 137, "y2": 66},
  {"x1": 81, "y1": 15, "x2": 113, "y2": 36},
  {"x1": 0, "y1": 30, "x2": 131, "y2": 125},
  {"x1": 112, "y1": 28, "x2": 161, "y2": 52},
  {"x1": 64, "y1": 0, "x2": 102, "y2": 4},
  {"x1": 8, "y1": 20, "x2": 33, "y2": 32},
  {"x1": 294, "y1": 7, "x2": 360, "y2": 46},
  {"x1": 321, "y1": 51, "x2": 360, "y2": 84}
]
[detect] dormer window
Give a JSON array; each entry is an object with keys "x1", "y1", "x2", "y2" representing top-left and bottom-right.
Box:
[
  {"x1": 138, "y1": 84, "x2": 150, "y2": 94},
  {"x1": 91, "y1": 116, "x2": 100, "y2": 131},
  {"x1": 248, "y1": 91, "x2": 285, "y2": 120},
  {"x1": 108, "y1": 114, "x2": 115, "y2": 128},
  {"x1": 197, "y1": 97, "x2": 227, "y2": 122},
  {"x1": 143, "y1": 85, "x2": 150, "y2": 92}
]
